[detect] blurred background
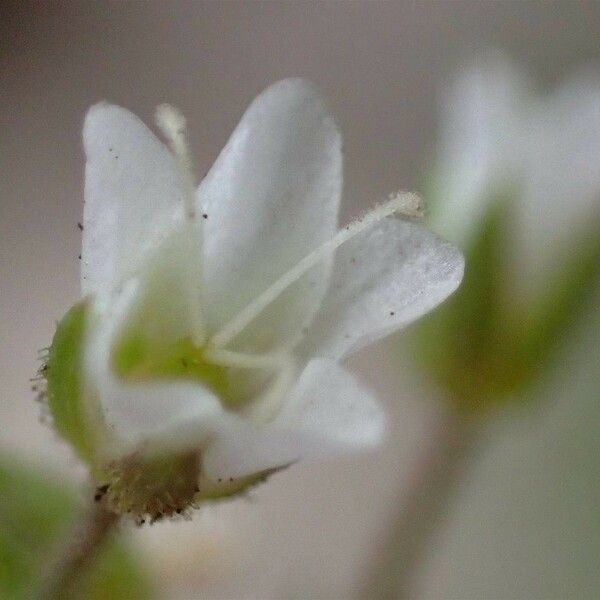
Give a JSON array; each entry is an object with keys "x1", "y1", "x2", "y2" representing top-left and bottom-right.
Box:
[{"x1": 1, "y1": 2, "x2": 599, "y2": 598}]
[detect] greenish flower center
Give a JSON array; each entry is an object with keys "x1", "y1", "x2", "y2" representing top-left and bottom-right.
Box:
[
  {"x1": 111, "y1": 332, "x2": 266, "y2": 410},
  {"x1": 113, "y1": 334, "x2": 227, "y2": 394}
]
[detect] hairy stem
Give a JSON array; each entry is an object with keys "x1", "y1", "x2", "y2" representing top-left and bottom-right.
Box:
[
  {"x1": 361, "y1": 407, "x2": 480, "y2": 599},
  {"x1": 38, "y1": 498, "x2": 120, "y2": 599}
]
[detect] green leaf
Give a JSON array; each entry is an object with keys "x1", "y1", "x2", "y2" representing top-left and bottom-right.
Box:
[{"x1": 0, "y1": 456, "x2": 151, "y2": 599}]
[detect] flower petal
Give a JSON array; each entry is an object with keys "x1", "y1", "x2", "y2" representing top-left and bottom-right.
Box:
[
  {"x1": 95, "y1": 379, "x2": 223, "y2": 454},
  {"x1": 202, "y1": 425, "x2": 302, "y2": 481},
  {"x1": 198, "y1": 79, "x2": 342, "y2": 352},
  {"x1": 83, "y1": 281, "x2": 224, "y2": 456},
  {"x1": 300, "y1": 219, "x2": 464, "y2": 361},
  {"x1": 277, "y1": 358, "x2": 385, "y2": 448},
  {"x1": 515, "y1": 72, "x2": 600, "y2": 294},
  {"x1": 114, "y1": 221, "x2": 205, "y2": 348},
  {"x1": 202, "y1": 359, "x2": 383, "y2": 479},
  {"x1": 431, "y1": 51, "x2": 530, "y2": 246},
  {"x1": 82, "y1": 103, "x2": 186, "y2": 296}
]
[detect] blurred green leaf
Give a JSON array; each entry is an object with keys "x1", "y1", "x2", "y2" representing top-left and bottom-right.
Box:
[
  {"x1": 0, "y1": 456, "x2": 151, "y2": 599},
  {"x1": 412, "y1": 192, "x2": 600, "y2": 412}
]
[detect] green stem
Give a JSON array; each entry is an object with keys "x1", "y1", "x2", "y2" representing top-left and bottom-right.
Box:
[
  {"x1": 37, "y1": 498, "x2": 120, "y2": 599},
  {"x1": 361, "y1": 407, "x2": 480, "y2": 599}
]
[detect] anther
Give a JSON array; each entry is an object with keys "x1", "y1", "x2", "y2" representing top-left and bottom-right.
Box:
[{"x1": 155, "y1": 104, "x2": 197, "y2": 222}]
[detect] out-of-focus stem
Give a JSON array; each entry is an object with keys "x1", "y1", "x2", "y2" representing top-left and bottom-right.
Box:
[
  {"x1": 361, "y1": 407, "x2": 480, "y2": 599},
  {"x1": 37, "y1": 498, "x2": 119, "y2": 600}
]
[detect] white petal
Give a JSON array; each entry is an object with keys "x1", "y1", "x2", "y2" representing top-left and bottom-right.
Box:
[
  {"x1": 432, "y1": 55, "x2": 600, "y2": 297},
  {"x1": 83, "y1": 281, "x2": 225, "y2": 456},
  {"x1": 300, "y1": 219, "x2": 464, "y2": 361},
  {"x1": 277, "y1": 358, "x2": 384, "y2": 448},
  {"x1": 198, "y1": 79, "x2": 342, "y2": 352},
  {"x1": 82, "y1": 103, "x2": 186, "y2": 296},
  {"x1": 96, "y1": 379, "x2": 224, "y2": 454},
  {"x1": 431, "y1": 51, "x2": 530, "y2": 246},
  {"x1": 515, "y1": 72, "x2": 600, "y2": 294},
  {"x1": 116, "y1": 221, "x2": 205, "y2": 347},
  {"x1": 202, "y1": 359, "x2": 383, "y2": 480},
  {"x1": 202, "y1": 424, "x2": 303, "y2": 481}
]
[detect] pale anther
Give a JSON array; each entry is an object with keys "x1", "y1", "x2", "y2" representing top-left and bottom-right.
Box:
[{"x1": 155, "y1": 104, "x2": 197, "y2": 221}]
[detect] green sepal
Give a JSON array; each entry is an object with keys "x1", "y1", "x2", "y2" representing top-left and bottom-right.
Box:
[
  {"x1": 197, "y1": 465, "x2": 286, "y2": 501},
  {"x1": 514, "y1": 217, "x2": 600, "y2": 387},
  {"x1": 411, "y1": 192, "x2": 600, "y2": 413},
  {"x1": 0, "y1": 456, "x2": 151, "y2": 599},
  {"x1": 46, "y1": 302, "x2": 97, "y2": 463},
  {"x1": 412, "y1": 192, "x2": 515, "y2": 411}
]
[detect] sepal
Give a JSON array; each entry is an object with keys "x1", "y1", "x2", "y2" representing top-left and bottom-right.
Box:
[
  {"x1": 412, "y1": 192, "x2": 600, "y2": 412},
  {"x1": 46, "y1": 302, "x2": 102, "y2": 463}
]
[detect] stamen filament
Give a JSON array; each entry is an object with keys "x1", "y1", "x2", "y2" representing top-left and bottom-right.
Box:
[
  {"x1": 203, "y1": 348, "x2": 289, "y2": 371},
  {"x1": 155, "y1": 104, "x2": 206, "y2": 345},
  {"x1": 203, "y1": 348, "x2": 295, "y2": 422},
  {"x1": 209, "y1": 192, "x2": 424, "y2": 349},
  {"x1": 244, "y1": 356, "x2": 296, "y2": 422}
]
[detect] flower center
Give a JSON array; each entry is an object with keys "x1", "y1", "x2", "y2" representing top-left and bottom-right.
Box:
[
  {"x1": 111, "y1": 333, "x2": 256, "y2": 410},
  {"x1": 113, "y1": 335, "x2": 228, "y2": 395},
  {"x1": 120, "y1": 105, "x2": 424, "y2": 419},
  {"x1": 111, "y1": 323, "x2": 293, "y2": 421}
]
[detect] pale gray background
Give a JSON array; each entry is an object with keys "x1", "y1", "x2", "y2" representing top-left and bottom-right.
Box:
[{"x1": 1, "y1": 2, "x2": 599, "y2": 598}]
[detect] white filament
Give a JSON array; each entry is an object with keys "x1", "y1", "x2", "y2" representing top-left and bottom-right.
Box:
[
  {"x1": 209, "y1": 192, "x2": 424, "y2": 349},
  {"x1": 203, "y1": 347, "x2": 289, "y2": 371},
  {"x1": 203, "y1": 348, "x2": 296, "y2": 423},
  {"x1": 245, "y1": 355, "x2": 296, "y2": 422},
  {"x1": 155, "y1": 104, "x2": 206, "y2": 345}
]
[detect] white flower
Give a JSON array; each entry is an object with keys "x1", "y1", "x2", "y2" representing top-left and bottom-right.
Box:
[
  {"x1": 431, "y1": 51, "x2": 600, "y2": 297},
  {"x1": 75, "y1": 79, "x2": 462, "y2": 503}
]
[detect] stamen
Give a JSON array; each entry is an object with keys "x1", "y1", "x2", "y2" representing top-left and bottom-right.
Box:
[
  {"x1": 203, "y1": 348, "x2": 289, "y2": 371},
  {"x1": 155, "y1": 104, "x2": 206, "y2": 345},
  {"x1": 203, "y1": 348, "x2": 295, "y2": 422},
  {"x1": 155, "y1": 104, "x2": 197, "y2": 221},
  {"x1": 209, "y1": 192, "x2": 424, "y2": 349},
  {"x1": 245, "y1": 356, "x2": 296, "y2": 422}
]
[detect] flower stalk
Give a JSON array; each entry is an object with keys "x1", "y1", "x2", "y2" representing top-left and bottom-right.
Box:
[
  {"x1": 38, "y1": 496, "x2": 120, "y2": 600},
  {"x1": 361, "y1": 408, "x2": 480, "y2": 599}
]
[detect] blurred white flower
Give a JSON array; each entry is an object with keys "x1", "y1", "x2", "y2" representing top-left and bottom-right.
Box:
[
  {"x1": 431, "y1": 51, "x2": 600, "y2": 297},
  {"x1": 53, "y1": 79, "x2": 462, "y2": 509},
  {"x1": 367, "y1": 55, "x2": 600, "y2": 599},
  {"x1": 412, "y1": 53, "x2": 600, "y2": 408}
]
